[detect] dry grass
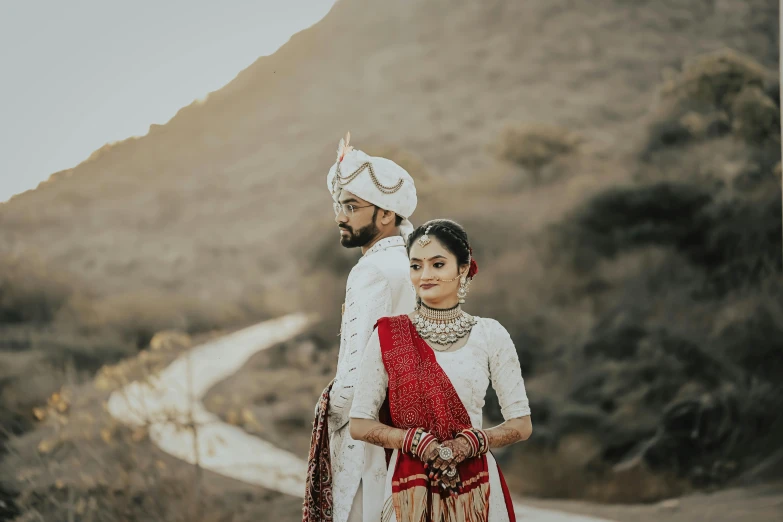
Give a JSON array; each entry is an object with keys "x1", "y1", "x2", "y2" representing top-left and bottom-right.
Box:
[
  {"x1": 0, "y1": 329, "x2": 305, "y2": 522},
  {"x1": 0, "y1": 250, "x2": 274, "y2": 494}
]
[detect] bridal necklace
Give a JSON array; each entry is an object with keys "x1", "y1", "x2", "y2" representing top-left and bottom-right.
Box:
[{"x1": 412, "y1": 302, "x2": 477, "y2": 350}]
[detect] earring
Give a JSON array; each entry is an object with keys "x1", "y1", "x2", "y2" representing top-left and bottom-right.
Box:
[{"x1": 457, "y1": 276, "x2": 470, "y2": 304}]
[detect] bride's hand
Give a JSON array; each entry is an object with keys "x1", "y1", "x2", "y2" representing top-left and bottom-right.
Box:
[
  {"x1": 439, "y1": 438, "x2": 472, "y2": 466},
  {"x1": 420, "y1": 441, "x2": 441, "y2": 464},
  {"x1": 437, "y1": 464, "x2": 460, "y2": 493},
  {"x1": 430, "y1": 437, "x2": 473, "y2": 493},
  {"x1": 427, "y1": 438, "x2": 470, "y2": 484},
  {"x1": 424, "y1": 443, "x2": 454, "y2": 480}
]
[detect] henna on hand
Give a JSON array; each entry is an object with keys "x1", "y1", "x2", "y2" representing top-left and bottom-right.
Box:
[
  {"x1": 420, "y1": 441, "x2": 440, "y2": 463},
  {"x1": 485, "y1": 424, "x2": 523, "y2": 448},
  {"x1": 438, "y1": 466, "x2": 459, "y2": 491},
  {"x1": 429, "y1": 440, "x2": 464, "y2": 483},
  {"x1": 431, "y1": 438, "x2": 470, "y2": 491},
  {"x1": 431, "y1": 438, "x2": 470, "y2": 480},
  {"x1": 428, "y1": 452, "x2": 449, "y2": 479},
  {"x1": 363, "y1": 425, "x2": 405, "y2": 449},
  {"x1": 440, "y1": 438, "x2": 472, "y2": 465}
]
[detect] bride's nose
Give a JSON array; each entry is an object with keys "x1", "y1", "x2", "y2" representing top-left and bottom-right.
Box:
[{"x1": 421, "y1": 265, "x2": 436, "y2": 281}]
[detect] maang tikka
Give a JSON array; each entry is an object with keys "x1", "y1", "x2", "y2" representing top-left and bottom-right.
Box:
[{"x1": 417, "y1": 226, "x2": 433, "y2": 247}]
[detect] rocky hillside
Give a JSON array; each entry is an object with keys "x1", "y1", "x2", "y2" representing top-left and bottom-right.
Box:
[{"x1": 0, "y1": 0, "x2": 776, "y2": 302}]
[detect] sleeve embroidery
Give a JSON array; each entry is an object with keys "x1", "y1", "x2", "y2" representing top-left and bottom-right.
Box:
[
  {"x1": 487, "y1": 319, "x2": 531, "y2": 420},
  {"x1": 329, "y1": 263, "x2": 393, "y2": 431},
  {"x1": 349, "y1": 329, "x2": 388, "y2": 421}
]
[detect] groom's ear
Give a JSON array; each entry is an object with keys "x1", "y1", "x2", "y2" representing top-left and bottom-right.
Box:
[{"x1": 379, "y1": 209, "x2": 396, "y2": 226}]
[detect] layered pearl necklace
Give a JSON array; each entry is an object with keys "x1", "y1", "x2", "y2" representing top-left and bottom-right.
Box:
[{"x1": 412, "y1": 302, "x2": 477, "y2": 350}]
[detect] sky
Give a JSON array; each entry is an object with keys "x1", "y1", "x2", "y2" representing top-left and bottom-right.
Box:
[{"x1": 0, "y1": 0, "x2": 335, "y2": 203}]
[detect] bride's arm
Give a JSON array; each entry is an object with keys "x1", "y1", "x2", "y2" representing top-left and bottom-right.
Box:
[
  {"x1": 485, "y1": 319, "x2": 534, "y2": 448},
  {"x1": 484, "y1": 415, "x2": 532, "y2": 447},
  {"x1": 348, "y1": 330, "x2": 410, "y2": 450},
  {"x1": 440, "y1": 416, "x2": 531, "y2": 465},
  {"x1": 349, "y1": 419, "x2": 406, "y2": 449}
]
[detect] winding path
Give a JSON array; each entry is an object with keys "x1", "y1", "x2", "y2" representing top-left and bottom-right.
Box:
[{"x1": 107, "y1": 314, "x2": 614, "y2": 521}]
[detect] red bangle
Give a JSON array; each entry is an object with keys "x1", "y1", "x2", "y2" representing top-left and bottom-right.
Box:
[
  {"x1": 458, "y1": 428, "x2": 488, "y2": 457},
  {"x1": 457, "y1": 429, "x2": 479, "y2": 457},
  {"x1": 477, "y1": 429, "x2": 489, "y2": 455},
  {"x1": 416, "y1": 433, "x2": 437, "y2": 459},
  {"x1": 402, "y1": 428, "x2": 416, "y2": 454}
]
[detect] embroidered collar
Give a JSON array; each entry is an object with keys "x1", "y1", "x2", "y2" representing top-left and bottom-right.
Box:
[{"x1": 364, "y1": 235, "x2": 406, "y2": 258}]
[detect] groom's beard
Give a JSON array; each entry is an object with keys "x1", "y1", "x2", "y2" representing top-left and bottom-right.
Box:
[{"x1": 339, "y1": 209, "x2": 379, "y2": 248}]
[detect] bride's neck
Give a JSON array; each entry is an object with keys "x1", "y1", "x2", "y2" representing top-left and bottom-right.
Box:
[{"x1": 420, "y1": 296, "x2": 459, "y2": 310}]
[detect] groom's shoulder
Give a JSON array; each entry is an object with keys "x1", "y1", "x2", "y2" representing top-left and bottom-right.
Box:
[
  {"x1": 362, "y1": 248, "x2": 409, "y2": 278},
  {"x1": 350, "y1": 249, "x2": 409, "y2": 284}
]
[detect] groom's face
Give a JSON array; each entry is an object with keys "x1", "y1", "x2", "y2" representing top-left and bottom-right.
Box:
[{"x1": 334, "y1": 191, "x2": 379, "y2": 248}]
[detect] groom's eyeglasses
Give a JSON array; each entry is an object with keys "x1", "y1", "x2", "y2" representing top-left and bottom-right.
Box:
[{"x1": 333, "y1": 202, "x2": 374, "y2": 217}]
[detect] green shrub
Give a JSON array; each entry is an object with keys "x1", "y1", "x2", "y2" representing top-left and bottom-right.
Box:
[
  {"x1": 0, "y1": 253, "x2": 74, "y2": 324},
  {"x1": 645, "y1": 49, "x2": 779, "y2": 155},
  {"x1": 496, "y1": 123, "x2": 581, "y2": 179},
  {"x1": 660, "y1": 49, "x2": 776, "y2": 112},
  {"x1": 731, "y1": 85, "x2": 781, "y2": 144}
]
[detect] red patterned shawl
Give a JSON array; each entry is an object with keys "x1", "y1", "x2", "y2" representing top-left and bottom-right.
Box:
[
  {"x1": 302, "y1": 382, "x2": 333, "y2": 522},
  {"x1": 377, "y1": 315, "x2": 503, "y2": 522}
]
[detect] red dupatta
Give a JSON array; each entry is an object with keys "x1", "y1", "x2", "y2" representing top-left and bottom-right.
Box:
[{"x1": 377, "y1": 315, "x2": 505, "y2": 522}]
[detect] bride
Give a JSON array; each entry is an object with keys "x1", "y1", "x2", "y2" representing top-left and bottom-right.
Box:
[{"x1": 349, "y1": 219, "x2": 532, "y2": 522}]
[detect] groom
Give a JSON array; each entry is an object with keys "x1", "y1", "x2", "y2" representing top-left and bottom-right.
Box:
[{"x1": 307, "y1": 133, "x2": 417, "y2": 522}]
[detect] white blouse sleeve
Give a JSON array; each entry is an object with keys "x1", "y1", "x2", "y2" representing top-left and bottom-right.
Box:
[
  {"x1": 349, "y1": 328, "x2": 389, "y2": 421},
  {"x1": 487, "y1": 319, "x2": 531, "y2": 419}
]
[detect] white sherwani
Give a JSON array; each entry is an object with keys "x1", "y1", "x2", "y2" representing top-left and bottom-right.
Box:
[{"x1": 328, "y1": 235, "x2": 415, "y2": 522}]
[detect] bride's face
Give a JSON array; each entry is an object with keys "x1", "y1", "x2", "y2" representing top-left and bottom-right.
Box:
[{"x1": 409, "y1": 238, "x2": 465, "y2": 307}]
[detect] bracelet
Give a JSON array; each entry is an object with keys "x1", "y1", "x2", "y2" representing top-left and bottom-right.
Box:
[
  {"x1": 457, "y1": 428, "x2": 489, "y2": 458},
  {"x1": 402, "y1": 427, "x2": 439, "y2": 460},
  {"x1": 411, "y1": 428, "x2": 425, "y2": 456},
  {"x1": 416, "y1": 432, "x2": 437, "y2": 460},
  {"x1": 477, "y1": 428, "x2": 488, "y2": 455},
  {"x1": 456, "y1": 430, "x2": 478, "y2": 457},
  {"x1": 402, "y1": 428, "x2": 418, "y2": 455},
  {"x1": 404, "y1": 427, "x2": 424, "y2": 455}
]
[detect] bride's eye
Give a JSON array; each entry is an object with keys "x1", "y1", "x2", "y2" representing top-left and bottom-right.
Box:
[
  {"x1": 434, "y1": 262, "x2": 445, "y2": 269},
  {"x1": 410, "y1": 264, "x2": 421, "y2": 270}
]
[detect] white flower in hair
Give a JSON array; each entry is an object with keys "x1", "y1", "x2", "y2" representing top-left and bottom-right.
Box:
[{"x1": 336, "y1": 131, "x2": 354, "y2": 163}]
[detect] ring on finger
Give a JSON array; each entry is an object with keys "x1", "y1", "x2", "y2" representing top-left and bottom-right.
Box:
[{"x1": 438, "y1": 446, "x2": 454, "y2": 461}]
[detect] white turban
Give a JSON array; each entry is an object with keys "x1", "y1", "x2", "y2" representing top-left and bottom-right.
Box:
[{"x1": 326, "y1": 133, "x2": 418, "y2": 238}]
